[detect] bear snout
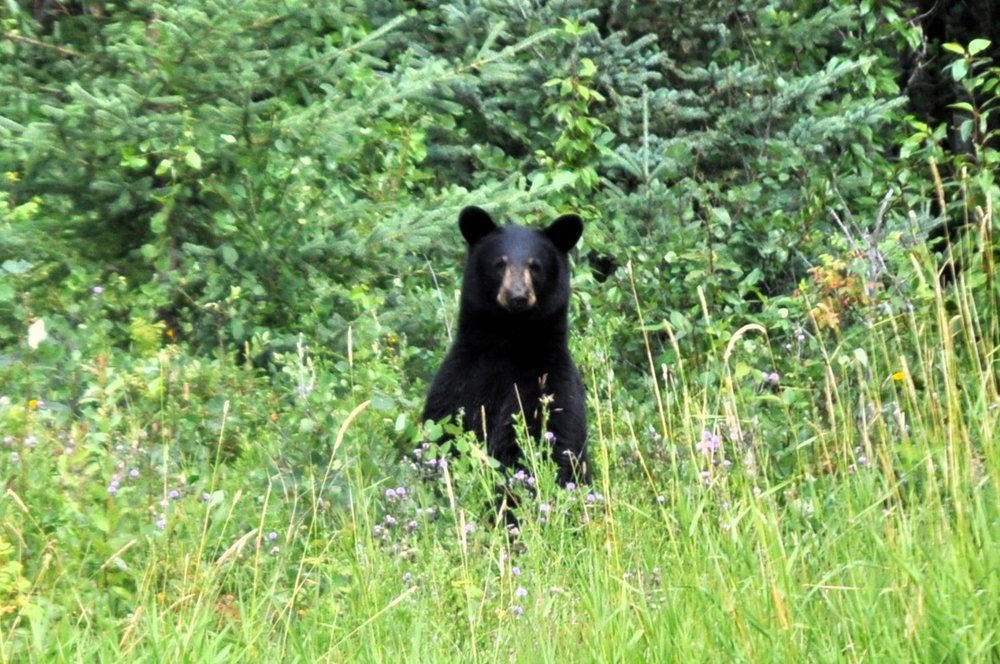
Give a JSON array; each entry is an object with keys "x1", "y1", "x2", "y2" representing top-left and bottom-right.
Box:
[{"x1": 497, "y1": 265, "x2": 537, "y2": 312}]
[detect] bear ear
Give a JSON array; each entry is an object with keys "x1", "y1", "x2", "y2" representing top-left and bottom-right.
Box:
[
  {"x1": 459, "y1": 206, "x2": 498, "y2": 246},
  {"x1": 544, "y1": 213, "x2": 583, "y2": 252}
]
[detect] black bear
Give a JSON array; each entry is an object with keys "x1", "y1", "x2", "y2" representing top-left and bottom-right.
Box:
[{"x1": 423, "y1": 205, "x2": 589, "y2": 489}]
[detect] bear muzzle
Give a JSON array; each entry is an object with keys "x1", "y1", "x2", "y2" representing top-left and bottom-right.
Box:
[{"x1": 497, "y1": 265, "x2": 538, "y2": 312}]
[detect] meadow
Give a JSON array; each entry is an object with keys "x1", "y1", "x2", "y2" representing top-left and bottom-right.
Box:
[{"x1": 3, "y1": 230, "x2": 997, "y2": 661}]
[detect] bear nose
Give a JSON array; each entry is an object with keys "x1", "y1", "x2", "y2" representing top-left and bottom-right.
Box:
[{"x1": 507, "y1": 294, "x2": 530, "y2": 311}]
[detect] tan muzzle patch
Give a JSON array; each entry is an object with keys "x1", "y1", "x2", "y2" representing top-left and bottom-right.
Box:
[{"x1": 497, "y1": 264, "x2": 537, "y2": 311}]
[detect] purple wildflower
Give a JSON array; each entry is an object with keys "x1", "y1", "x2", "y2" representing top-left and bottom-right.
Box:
[
  {"x1": 564, "y1": 482, "x2": 576, "y2": 491},
  {"x1": 92, "y1": 285, "x2": 104, "y2": 295},
  {"x1": 129, "y1": 468, "x2": 140, "y2": 479},
  {"x1": 696, "y1": 430, "x2": 722, "y2": 456},
  {"x1": 512, "y1": 605, "x2": 523, "y2": 617},
  {"x1": 169, "y1": 489, "x2": 180, "y2": 500},
  {"x1": 268, "y1": 531, "x2": 278, "y2": 542},
  {"x1": 515, "y1": 586, "x2": 527, "y2": 598},
  {"x1": 544, "y1": 431, "x2": 556, "y2": 443},
  {"x1": 511, "y1": 566, "x2": 521, "y2": 577}
]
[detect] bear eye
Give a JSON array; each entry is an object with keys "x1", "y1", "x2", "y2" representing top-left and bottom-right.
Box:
[
  {"x1": 494, "y1": 256, "x2": 508, "y2": 271},
  {"x1": 527, "y1": 259, "x2": 542, "y2": 275}
]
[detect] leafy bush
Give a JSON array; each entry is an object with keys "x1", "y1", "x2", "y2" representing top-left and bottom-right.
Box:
[{"x1": 2, "y1": 1, "x2": 918, "y2": 371}]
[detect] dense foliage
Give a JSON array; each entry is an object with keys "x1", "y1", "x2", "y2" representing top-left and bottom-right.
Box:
[
  {"x1": 1, "y1": 1, "x2": 912, "y2": 352},
  {"x1": 1, "y1": 1, "x2": 998, "y2": 660}
]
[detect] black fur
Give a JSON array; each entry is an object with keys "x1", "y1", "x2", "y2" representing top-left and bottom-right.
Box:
[{"x1": 423, "y1": 206, "x2": 589, "y2": 487}]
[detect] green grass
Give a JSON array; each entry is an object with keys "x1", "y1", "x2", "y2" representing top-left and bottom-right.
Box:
[{"x1": 2, "y1": 238, "x2": 998, "y2": 663}]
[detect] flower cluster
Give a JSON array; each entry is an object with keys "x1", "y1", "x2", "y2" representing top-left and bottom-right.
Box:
[
  {"x1": 3, "y1": 427, "x2": 74, "y2": 464},
  {"x1": 411, "y1": 445, "x2": 451, "y2": 484},
  {"x1": 152, "y1": 486, "x2": 185, "y2": 530},
  {"x1": 695, "y1": 430, "x2": 733, "y2": 485},
  {"x1": 508, "y1": 469, "x2": 536, "y2": 489},
  {"x1": 695, "y1": 430, "x2": 721, "y2": 457},
  {"x1": 373, "y1": 484, "x2": 443, "y2": 550},
  {"x1": 104, "y1": 441, "x2": 150, "y2": 498},
  {"x1": 385, "y1": 486, "x2": 408, "y2": 502}
]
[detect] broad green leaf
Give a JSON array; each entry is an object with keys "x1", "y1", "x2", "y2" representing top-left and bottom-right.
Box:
[
  {"x1": 951, "y1": 59, "x2": 968, "y2": 81},
  {"x1": 150, "y1": 209, "x2": 168, "y2": 234},
  {"x1": 155, "y1": 158, "x2": 173, "y2": 176},
  {"x1": 91, "y1": 511, "x2": 110, "y2": 534},
  {"x1": 220, "y1": 244, "x2": 238, "y2": 266},
  {"x1": 968, "y1": 39, "x2": 991, "y2": 56},
  {"x1": 371, "y1": 394, "x2": 395, "y2": 412},
  {"x1": 184, "y1": 149, "x2": 202, "y2": 170},
  {"x1": 550, "y1": 171, "x2": 577, "y2": 189},
  {"x1": 959, "y1": 119, "x2": 973, "y2": 144},
  {"x1": 2, "y1": 259, "x2": 32, "y2": 275}
]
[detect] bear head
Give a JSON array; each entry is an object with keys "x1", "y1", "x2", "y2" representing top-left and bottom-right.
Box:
[{"x1": 457, "y1": 206, "x2": 583, "y2": 319}]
